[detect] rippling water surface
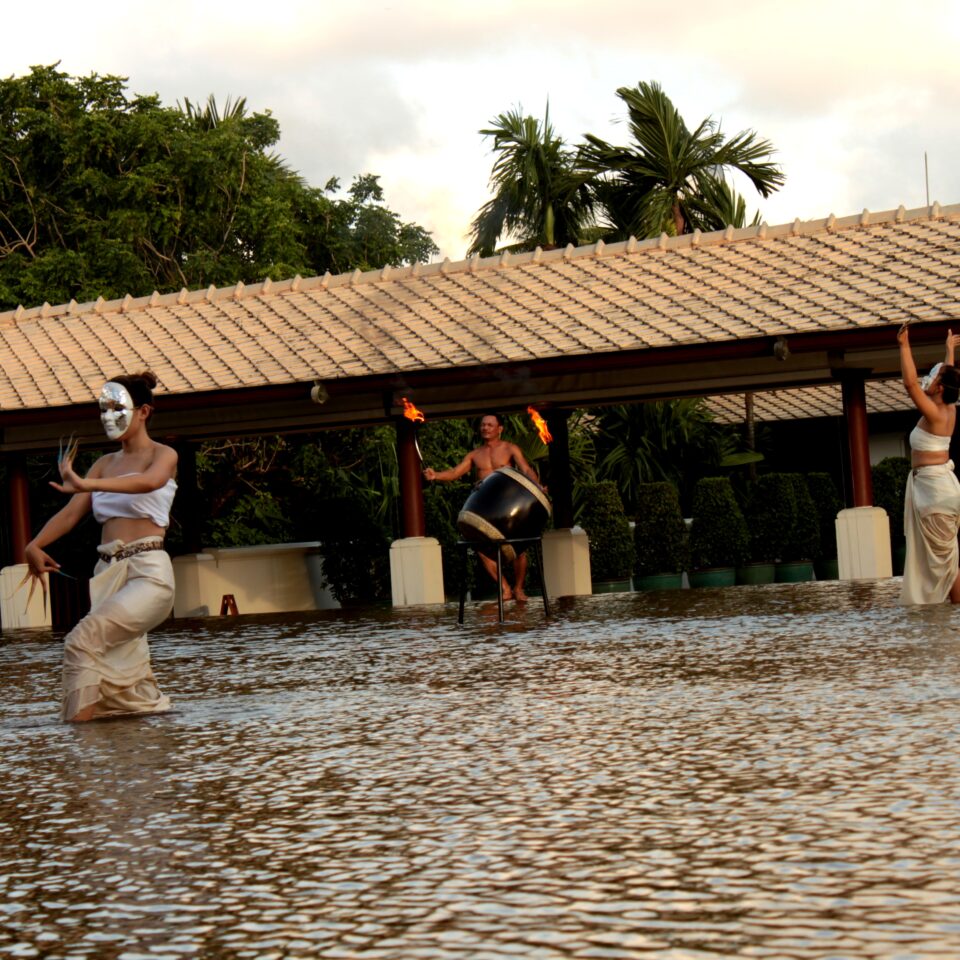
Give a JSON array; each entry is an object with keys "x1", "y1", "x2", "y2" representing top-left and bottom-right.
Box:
[{"x1": 2, "y1": 581, "x2": 960, "y2": 959}]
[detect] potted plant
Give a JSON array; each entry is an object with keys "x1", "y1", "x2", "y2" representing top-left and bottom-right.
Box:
[
  {"x1": 633, "y1": 481, "x2": 688, "y2": 590},
  {"x1": 578, "y1": 481, "x2": 636, "y2": 592},
  {"x1": 872, "y1": 456, "x2": 910, "y2": 576},
  {"x1": 688, "y1": 476, "x2": 749, "y2": 587},
  {"x1": 776, "y1": 474, "x2": 819, "y2": 582},
  {"x1": 806, "y1": 472, "x2": 843, "y2": 580},
  {"x1": 739, "y1": 473, "x2": 796, "y2": 584}
]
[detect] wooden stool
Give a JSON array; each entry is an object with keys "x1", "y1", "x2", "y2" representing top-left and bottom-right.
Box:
[
  {"x1": 456, "y1": 537, "x2": 549, "y2": 624},
  {"x1": 219, "y1": 594, "x2": 239, "y2": 616}
]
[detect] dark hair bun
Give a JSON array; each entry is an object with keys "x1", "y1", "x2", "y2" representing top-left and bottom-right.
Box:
[{"x1": 138, "y1": 371, "x2": 158, "y2": 390}]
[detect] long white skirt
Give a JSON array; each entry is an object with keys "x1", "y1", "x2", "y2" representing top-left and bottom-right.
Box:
[
  {"x1": 900, "y1": 461, "x2": 960, "y2": 605},
  {"x1": 61, "y1": 541, "x2": 174, "y2": 722}
]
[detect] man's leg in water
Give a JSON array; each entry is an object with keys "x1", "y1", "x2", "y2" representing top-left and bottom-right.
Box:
[
  {"x1": 513, "y1": 553, "x2": 528, "y2": 601},
  {"x1": 478, "y1": 552, "x2": 512, "y2": 599}
]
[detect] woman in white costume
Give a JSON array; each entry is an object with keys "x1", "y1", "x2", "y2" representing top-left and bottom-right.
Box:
[
  {"x1": 898, "y1": 326, "x2": 960, "y2": 604},
  {"x1": 25, "y1": 371, "x2": 178, "y2": 721}
]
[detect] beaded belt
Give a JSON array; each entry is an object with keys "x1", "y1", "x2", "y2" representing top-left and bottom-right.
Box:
[{"x1": 97, "y1": 538, "x2": 165, "y2": 563}]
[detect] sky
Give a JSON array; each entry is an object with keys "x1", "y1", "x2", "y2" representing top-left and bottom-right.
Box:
[{"x1": 5, "y1": 0, "x2": 960, "y2": 262}]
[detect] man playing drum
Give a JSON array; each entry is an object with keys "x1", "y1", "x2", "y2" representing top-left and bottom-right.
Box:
[{"x1": 424, "y1": 414, "x2": 541, "y2": 601}]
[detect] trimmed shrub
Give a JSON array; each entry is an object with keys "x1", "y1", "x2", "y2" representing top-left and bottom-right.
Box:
[
  {"x1": 872, "y1": 456, "x2": 911, "y2": 544},
  {"x1": 806, "y1": 472, "x2": 843, "y2": 560},
  {"x1": 744, "y1": 473, "x2": 796, "y2": 563},
  {"x1": 782, "y1": 473, "x2": 820, "y2": 561},
  {"x1": 633, "y1": 481, "x2": 688, "y2": 576},
  {"x1": 689, "y1": 476, "x2": 749, "y2": 570},
  {"x1": 579, "y1": 481, "x2": 636, "y2": 581}
]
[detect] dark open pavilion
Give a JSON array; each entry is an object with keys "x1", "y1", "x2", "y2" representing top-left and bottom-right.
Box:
[{"x1": 2, "y1": 201, "x2": 959, "y2": 566}]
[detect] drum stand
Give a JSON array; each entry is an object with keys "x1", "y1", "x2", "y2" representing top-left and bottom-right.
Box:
[{"x1": 456, "y1": 537, "x2": 550, "y2": 624}]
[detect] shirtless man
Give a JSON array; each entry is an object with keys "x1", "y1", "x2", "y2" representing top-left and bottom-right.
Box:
[{"x1": 424, "y1": 413, "x2": 540, "y2": 601}]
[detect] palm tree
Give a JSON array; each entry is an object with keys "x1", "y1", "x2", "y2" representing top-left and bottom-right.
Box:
[
  {"x1": 581, "y1": 81, "x2": 784, "y2": 239},
  {"x1": 467, "y1": 106, "x2": 594, "y2": 257}
]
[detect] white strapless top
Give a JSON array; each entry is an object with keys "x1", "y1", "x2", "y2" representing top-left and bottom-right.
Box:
[
  {"x1": 91, "y1": 477, "x2": 177, "y2": 527},
  {"x1": 909, "y1": 425, "x2": 951, "y2": 453}
]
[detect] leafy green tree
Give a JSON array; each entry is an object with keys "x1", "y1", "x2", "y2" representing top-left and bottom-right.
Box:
[
  {"x1": 581, "y1": 81, "x2": 784, "y2": 239},
  {"x1": 467, "y1": 106, "x2": 593, "y2": 256},
  {"x1": 0, "y1": 65, "x2": 437, "y2": 310}
]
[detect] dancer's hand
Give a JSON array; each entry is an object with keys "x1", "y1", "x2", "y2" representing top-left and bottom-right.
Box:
[
  {"x1": 897, "y1": 322, "x2": 911, "y2": 345},
  {"x1": 51, "y1": 446, "x2": 87, "y2": 494},
  {"x1": 24, "y1": 541, "x2": 59, "y2": 576}
]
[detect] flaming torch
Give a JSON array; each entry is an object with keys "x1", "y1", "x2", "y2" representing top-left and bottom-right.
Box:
[
  {"x1": 402, "y1": 397, "x2": 426, "y2": 461},
  {"x1": 527, "y1": 405, "x2": 553, "y2": 445}
]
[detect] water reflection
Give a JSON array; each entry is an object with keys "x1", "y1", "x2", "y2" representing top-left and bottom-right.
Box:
[{"x1": 2, "y1": 581, "x2": 960, "y2": 958}]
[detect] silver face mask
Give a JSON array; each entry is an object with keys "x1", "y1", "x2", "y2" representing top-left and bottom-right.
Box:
[
  {"x1": 920, "y1": 363, "x2": 943, "y2": 393},
  {"x1": 99, "y1": 382, "x2": 135, "y2": 440}
]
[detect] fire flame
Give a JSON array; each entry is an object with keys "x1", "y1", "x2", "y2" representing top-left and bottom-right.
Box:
[
  {"x1": 527, "y1": 406, "x2": 552, "y2": 444},
  {"x1": 401, "y1": 397, "x2": 426, "y2": 423}
]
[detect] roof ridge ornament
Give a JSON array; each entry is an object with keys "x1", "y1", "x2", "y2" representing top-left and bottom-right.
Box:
[
  {"x1": 626, "y1": 235, "x2": 638, "y2": 253},
  {"x1": 825, "y1": 214, "x2": 836, "y2": 232},
  {"x1": 14, "y1": 305, "x2": 24, "y2": 320},
  {"x1": 932, "y1": 201, "x2": 942, "y2": 218},
  {"x1": 206, "y1": 284, "x2": 217, "y2": 302},
  {"x1": 499, "y1": 250, "x2": 510, "y2": 267},
  {"x1": 564, "y1": 243, "x2": 575, "y2": 260},
  {"x1": 320, "y1": 271, "x2": 331, "y2": 289},
  {"x1": 441, "y1": 257, "x2": 451, "y2": 274},
  {"x1": 262, "y1": 278, "x2": 273, "y2": 294},
  {"x1": 896, "y1": 204, "x2": 906, "y2": 223},
  {"x1": 120, "y1": 294, "x2": 133, "y2": 313},
  {"x1": 469, "y1": 253, "x2": 480, "y2": 273},
  {"x1": 291, "y1": 275, "x2": 302, "y2": 292},
  {"x1": 532, "y1": 247, "x2": 542, "y2": 263},
  {"x1": 791, "y1": 218, "x2": 802, "y2": 236},
  {"x1": 658, "y1": 233, "x2": 668, "y2": 251},
  {"x1": 94, "y1": 297, "x2": 105, "y2": 314},
  {"x1": 594, "y1": 239, "x2": 605, "y2": 256},
  {"x1": 149, "y1": 291, "x2": 160, "y2": 306},
  {"x1": 860, "y1": 209, "x2": 871, "y2": 226},
  {"x1": 233, "y1": 281, "x2": 245, "y2": 300},
  {"x1": 724, "y1": 225, "x2": 735, "y2": 242},
  {"x1": 757, "y1": 223, "x2": 768, "y2": 239},
  {"x1": 177, "y1": 288, "x2": 189, "y2": 305}
]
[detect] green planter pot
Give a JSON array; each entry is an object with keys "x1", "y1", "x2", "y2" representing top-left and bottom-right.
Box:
[
  {"x1": 775, "y1": 560, "x2": 815, "y2": 583},
  {"x1": 736, "y1": 563, "x2": 776, "y2": 585},
  {"x1": 634, "y1": 572, "x2": 684, "y2": 591},
  {"x1": 592, "y1": 578, "x2": 633, "y2": 594},
  {"x1": 688, "y1": 567, "x2": 736, "y2": 588},
  {"x1": 814, "y1": 558, "x2": 839, "y2": 581}
]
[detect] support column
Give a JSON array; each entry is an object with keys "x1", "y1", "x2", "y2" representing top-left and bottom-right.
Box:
[
  {"x1": 837, "y1": 373, "x2": 891, "y2": 580},
  {"x1": 545, "y1": 409, "x2": 573, "y2": 529},
  {"x1": 542, "y1": 409, "x2": 591, "y2": 597},
  {"x1": 396, "y1": 418, "x2": 425, "y2": 538},
  {"x1": 9, "y1": 456, "x2": 31, "y2": 563},
  {"x1": 841, "y1": 374, "x2": 873, "y2": 506},
  {"x1": 390, "y1": 418, "x2": 443, "y2": 606},
  {"x1": 1, "y1": 455, "x2": 50, "y2": 629}
]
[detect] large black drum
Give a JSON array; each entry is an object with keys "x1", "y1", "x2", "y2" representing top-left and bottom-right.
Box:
[{"x1": 457, "y1": 467, "x2": 552, "y2": 561}]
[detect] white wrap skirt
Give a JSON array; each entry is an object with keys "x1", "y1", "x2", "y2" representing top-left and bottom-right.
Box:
[
  {"x1": 61, "y1": 537, "x2": 174, "y2": 722},
  {"x1": 900, "y1": 461, "x2": 960, "y2": 605}
]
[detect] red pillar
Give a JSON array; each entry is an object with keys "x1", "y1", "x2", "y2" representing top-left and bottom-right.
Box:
[
  {"x1": 841, "y1": 374, "x2": 873, "y2": 507},
  {"x1": 396, "y1": 418, "x2": 426, "y2": 538},
  {"x1": 545, "y1": 409, "x2": 574, "y2": 528},
  {"x1": 9, "y1": 457, "x2": 31, "y2": 563}
]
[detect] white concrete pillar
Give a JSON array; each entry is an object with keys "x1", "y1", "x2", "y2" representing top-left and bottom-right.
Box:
[
  {"x1": 542, "y1": 527, "x2": 592, "y2": 598},
  {"x1": 0, "y1": 564, "x2": 52, "y2": 630},
  {"x1": 836, "y1": 507, "x2": 893, "y2": 580},
  {"x1": 390, "y1": 537, "x2": 445, "y2": 606}
]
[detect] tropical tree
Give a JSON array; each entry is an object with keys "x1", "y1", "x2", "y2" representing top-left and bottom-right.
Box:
[
  {"x1": 467, "y1": 107, "x2": 594, "y2": 256},
  {"x1": 590, "y1": 398, "x2": 750, "y2": 514},
  {"x1": 0, "y1": 65, "x2": 438, "y2": 311},
  {"x1": 581, "y1": 81, "x2": 784, "y2": 239}
]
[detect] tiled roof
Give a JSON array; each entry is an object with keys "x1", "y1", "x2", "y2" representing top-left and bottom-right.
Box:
[
  {"x1": 1, "y1": 202, "x2": 959, "y2": 413},
  {"x1": 706, "y1": 379, "x2": 911, "y2": 424}
]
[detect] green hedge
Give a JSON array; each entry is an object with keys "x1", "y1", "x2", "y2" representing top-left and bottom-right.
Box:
[
  {"x1": 689, "y1": 476, "x2": 749, "y2": 569},
  {"x1": 872, "y1": 456, "x2": 911, "y2": 544},
  {"x1": 782, "y1": 473, "x2": 820, "y2": 561},
  {"x1": 805, "y1": 472, "x2": 843, "y2": 560},
  {"x1": 633, "y1": 481, "x2": 688, "y2": 575},
  {"x1": 579, "y1": 481, "x2": 636, "y2": 581},
  {"x1": 743, "y1": 473, "x2": 795, "y2": 563}
]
